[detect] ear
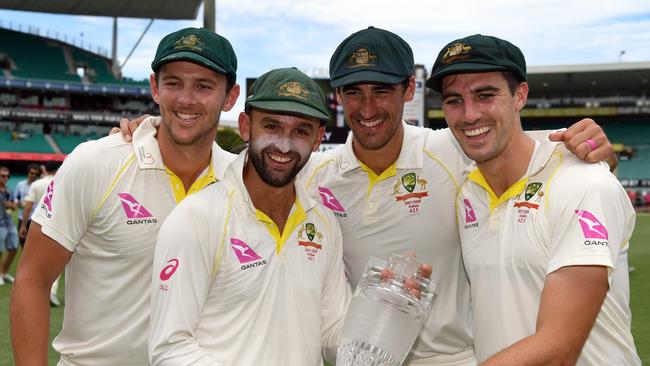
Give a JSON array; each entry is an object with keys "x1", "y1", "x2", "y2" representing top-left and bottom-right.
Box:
[
  {"x1": 312, "y1": 124, "x2": 326, "y2": 152},
  {"x1": 222, "y1": 83, "x2": 241, "y2": 112},
  {"x1": 238, "y1": 111, "x2": 251, "y2": 142},
  {"x1": 515, "y1": 82, "x2": 529, "y2": 112},
  {"x1": 335, "y1": 87, "x2": 343, "y2": 105},
  {"x1": 403, "y1": 75, "x2": 416, "y2": 102},
  {"x1": 150, "y1": 73, "x2": 160, "y2": 105}
]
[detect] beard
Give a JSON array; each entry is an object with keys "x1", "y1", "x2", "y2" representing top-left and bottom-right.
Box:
[{"x1": 248, "y1": 145, "x2": 308, "y2": 188}]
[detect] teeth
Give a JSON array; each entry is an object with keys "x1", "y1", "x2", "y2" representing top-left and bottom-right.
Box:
[
  {"x1": 269, "y1": 154, "x2": 291, "y2": 163},
  {"x1": 465, "y1": 126, "x2": 491, "y2": 137},
  {"x1": 175, "y1": 112, "x2": 200, "y2": 120},
  {"x1": 359, "y1": 119, "x2": 382, "y2": 128}
]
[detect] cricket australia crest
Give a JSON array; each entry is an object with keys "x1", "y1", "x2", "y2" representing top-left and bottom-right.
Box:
[
  {"x1": 297, "y1": 222, "x2": 323, "y2": 262},
  {"x1": 392, "y1": 172, "x2": 429, "y2": 214}
]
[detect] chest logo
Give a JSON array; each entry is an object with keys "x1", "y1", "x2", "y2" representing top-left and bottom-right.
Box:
[
  {"x1": 230, "y1": 238, "x2": 267, "y2": 270},
  {"x1": 463, "y1": 199, "x2": 479, "y2": 229},
  {"x1": 318, "y1": 186, "x2": 347, "y2": 217},
  {"x1": 575, "y1": 210, "x2": 609, "y2": 244},
  {"x1": 298, "y1": 223, "x2": 323, "y2": 262},
  {"x1": 525, "y1": 182, "x2": 542, "y2": 201},
  {"x1": 392, "y1": 173, "x2": 429, "y2": 214},
  {"x1": 117, "y1": 192, "x2": 157, "y2": 225}
]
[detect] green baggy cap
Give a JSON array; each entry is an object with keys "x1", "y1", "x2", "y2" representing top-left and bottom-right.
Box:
[
  {"x1": 246, "y1": 67, "x2": 330, "y2": 123},
  {"x1": 329, "y1": 26, "x2": 414, "y2": 88},
  {"x1": 426, "y1": 34, "x2": 527, "y2": 92},
  {"x1": 151, "y1": 27, "x2": 237, "y2": 84}
]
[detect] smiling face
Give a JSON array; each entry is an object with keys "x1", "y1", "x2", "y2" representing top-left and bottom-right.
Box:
[
  {"x1": 239, "y1": 109, "x2": 324, "y2": 188},
  {"x1": 150, "y1": 61, "x2": 239, "y2": 149},
  {"x1": 441, "y1": 71, "x2": 528, "y2": 165}
]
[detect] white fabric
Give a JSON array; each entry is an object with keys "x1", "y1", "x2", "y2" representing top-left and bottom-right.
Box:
[
  {"x1": 31, "y1": 117, "x2": 235, "y2": 366},
  {"x1": 458, "y1": 139, "x2": 640, "y2": 365},
  {"x1": 149, "y1": 152, "x2": 350, "y2": 366},
  {"x1": 24, "y1": 175, "x2": 53, "y2": 204},
  {"x1": 302, "y1": 122, "x2": 475, "y2": 362}
]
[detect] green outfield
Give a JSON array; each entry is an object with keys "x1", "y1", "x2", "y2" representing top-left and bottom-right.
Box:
[{"x1": 1, "y1": 214, "x2": 649, "y2": 365}]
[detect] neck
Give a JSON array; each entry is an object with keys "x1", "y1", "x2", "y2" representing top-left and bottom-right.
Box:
[
  {"x1": 353, "y1": 123, "x2": 404, "y2": 175},
  {"x1": 158, "y1": 133, "x2": 213, "y2": 191},
  {"x1": 478, "y1": 132, "x2": 535, "y2": 197},
  {"x1": 243, "y1": 161, "x2": 295, "y2": 233}
]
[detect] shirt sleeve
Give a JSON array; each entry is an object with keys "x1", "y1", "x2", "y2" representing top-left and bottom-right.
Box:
[
  {"x1": 546, "y1": 160, "x2": 635, "y2": 281},
  {"x1": 148, "y1": 193, "x2": 224, "y2": 366},
  {"x1": 31, "y1": 142, "x2": 107, "y2": 252},
  {"x1": 320, "y1": 210, "x2": 352, "y2": 363}
]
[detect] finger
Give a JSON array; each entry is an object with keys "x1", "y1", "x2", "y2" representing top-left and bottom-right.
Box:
[
  {"x1": 380, "y1": 268, "x2": 393, "y2": 281},
  {"x1": 547, "y1": 131, "x2": 564, "y2": 142},
  {"x1": 418, "y1": 264, "x2": 432, "y2": 279},
  {"x1": 585, "y1": 140, "x2": 613, "y2": 164},
  {"x1": 118, "y1": 118, "x2": 132, "y2": 142},
  {"x1": 404, "y1": 277, "x2": 421, "y2": 291},
  {"x1": 109, "y1": 127, "x2": 121, "y2": 136},
  {"x1": 409, "y1": 288, "x2": 421, "y2": 300}
]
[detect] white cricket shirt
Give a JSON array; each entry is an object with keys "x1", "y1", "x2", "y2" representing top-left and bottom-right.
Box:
[
  {"x1": 458, "y1": 139, "x2": 640, "y2": 365},
  {"x1": 31, "y1": 117, "x2": 235, "y2": 365},
  {"x1": 149, "y1": 152, "x2": 350, "y2": 366},
  {"x1": 303, "y1": 122, "x2": 474, "y2": 362}
]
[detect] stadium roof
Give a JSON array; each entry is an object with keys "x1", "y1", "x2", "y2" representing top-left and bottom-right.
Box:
[
  {"x1": 0, "y1": 0, "x2": 203, "y2": 20},
  {"x1": 528, "y1": 61, "x2": 650, "y2": 94}
]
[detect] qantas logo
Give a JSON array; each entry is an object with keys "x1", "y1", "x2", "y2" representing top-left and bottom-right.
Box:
[
  {"x1": 318, "y1": 186, "x2": 347, "y2": 216},
  {"x1": 230, "y1": 238, "x2": 267, "y2": 270},
  {"x1": 463, "y1": 199, "x2": 479, "y2": 229},
  {"x1": 41, "y1": 180, "x2": 54, "y2": 218},
  {"x1": 575, "y1": 210, "x2": 608, "y2": 240},
  {"x1": 117, "y1": 193, "x2": 157, "y2": 225}
]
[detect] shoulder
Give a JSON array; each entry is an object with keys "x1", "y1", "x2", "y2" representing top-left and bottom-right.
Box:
[{"x1": 62, "y1": 134, "x2": 133, "y2": 171}]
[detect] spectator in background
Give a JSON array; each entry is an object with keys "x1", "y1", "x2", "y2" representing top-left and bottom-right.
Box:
[
  {"x1": 0, "y1": 166, "x2": 18, "y2": 285},
  {"x1": 20, "y1": 161, "x2": 61, "y2": 306},
  {"x1": 14, "y1": 163, "x2": 41, "y2": 245}
]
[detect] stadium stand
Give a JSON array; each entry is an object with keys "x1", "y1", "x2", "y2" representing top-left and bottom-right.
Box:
[
  {"x1": 0, "y1": 131, "x2": 54, "y2": 153},
  {"x1": 0, "y1": 28, "x2": 80, "y2": 82},
  {"x1": 71, "y1": 48, "x2": 121, "y2": 84}
]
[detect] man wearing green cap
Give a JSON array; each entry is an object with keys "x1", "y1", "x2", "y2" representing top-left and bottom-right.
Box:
[
  {"x1": 11, "y1": 27, "x2": 240, "y2": 365},
  {"x1": 302, "y1": 26, "x2": 617, "y2": 365},
  {"x1": 429, "y1": 34, "x2": 640, "y2": 365},
  {"x1": 148, "y1": 67, "x2": 349, "y2": 365}
]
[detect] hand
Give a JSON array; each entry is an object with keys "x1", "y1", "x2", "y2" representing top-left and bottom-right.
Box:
[
  {"x1": 109, "y1": 114, "x2": 151, "y2": 142},
  {"x1": 19, "y1": 225, "x2": 27, "y2": 240},
  {"x1": 548, "y1": 118, "x2": 617, "y2": 170},
  {"x1": 380, "y1": 252, "x2": 432, "y2": 300}
]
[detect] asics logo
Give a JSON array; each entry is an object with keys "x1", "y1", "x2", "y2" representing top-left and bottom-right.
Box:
[
  {"x1": 318, "y1": 186, "x2": 345, "y2": 213},
  {"x1": 230, "y1": 238, "x2": 262, "y2": 264},
  {"x1": 575, "y1": 210, "x2": 608, "y2": 240},
  {"x1": 117, "y1": 193, "x2": 153, "y2": 218}
]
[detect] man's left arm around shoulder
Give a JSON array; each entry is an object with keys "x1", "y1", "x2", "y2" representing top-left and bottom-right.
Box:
[{"x1": 481, "y1": 265, "x2": 608, "y2": 366}]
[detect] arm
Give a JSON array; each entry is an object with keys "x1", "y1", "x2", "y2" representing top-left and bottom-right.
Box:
[
  {"x1": 11, "y1": 223, "x2": 72, "y2": 366},
  {"x1": 548, "y1": 118, "x2": 617, "y2": 170},
  {"x1": 320, "y1": 218, "x2": 352, "y2": 363},
  {"x1": 148, "y1": 198, "x2": 222, "y2": 366},
  {"x1": 19, "y1": 201, "x2": 33, "y2": 239},
  {"x1": 481, "y1": 265, "x2": 608, "y2": 366}
]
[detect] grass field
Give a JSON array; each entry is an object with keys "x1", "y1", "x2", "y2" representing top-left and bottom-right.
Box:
[{"x1": 1, "y1": 214, "x2": 649, "y2": 365}]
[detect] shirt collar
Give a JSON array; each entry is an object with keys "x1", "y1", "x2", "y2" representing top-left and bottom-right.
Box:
[
  {"x1": 335, "y1": 121, "x2": 425, "y2": 174},
  {"x1": 131, "y1": 116, "x2": 234, "y2": 180}
]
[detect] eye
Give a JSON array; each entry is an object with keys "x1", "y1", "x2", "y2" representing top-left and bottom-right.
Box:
[
  {"x1": 342, "y1": 89, "x2": 361, "y2": 97},
  {"x1": 443, "y1": 97, "x2": 462, "y2": 106},
  {"x1": 197, "y1": 83, "x2": 213, "y2": 90},
  {"x1": 478, "y1": 93, "x2": 494, "y2": 101}
]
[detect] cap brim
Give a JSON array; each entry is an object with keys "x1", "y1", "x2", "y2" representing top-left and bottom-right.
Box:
[
  {"x1": 331, "y1": 69, "x2": 406, "y2": 88},
  {"x1": 152, "y1": 51, "x2": 229, "y2": 76},
  {"x1": 247, "y1": 100, "x2": 330, "y2": 123},
  {"x1": 426, "y1": 63, "x2": 508, "y2": 91}
]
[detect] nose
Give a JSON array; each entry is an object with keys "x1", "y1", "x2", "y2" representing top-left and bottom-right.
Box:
[
  {"x1": 359, "y1": 94, "x2": 377, "y2": 119},
  {"x1": 177, "y1": 86, "x2": 196, "y2": 106},
  {"x1": 462, "y1": 99, "x2": 481, "y2": 124}
]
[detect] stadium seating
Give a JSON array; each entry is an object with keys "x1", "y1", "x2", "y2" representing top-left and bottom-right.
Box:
[
  {"x1": 71, "y1": 48, "x2": 120, "y2": 84},
  {"x1": 0, "y1": 131, "x2": 55, "y2": 153},
  {"x1": 51, "y1": 132, "x2": 95, "y2": 153},
  {"x1": 0, "y1": 28, "x2": 80, "y2": 82}
]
